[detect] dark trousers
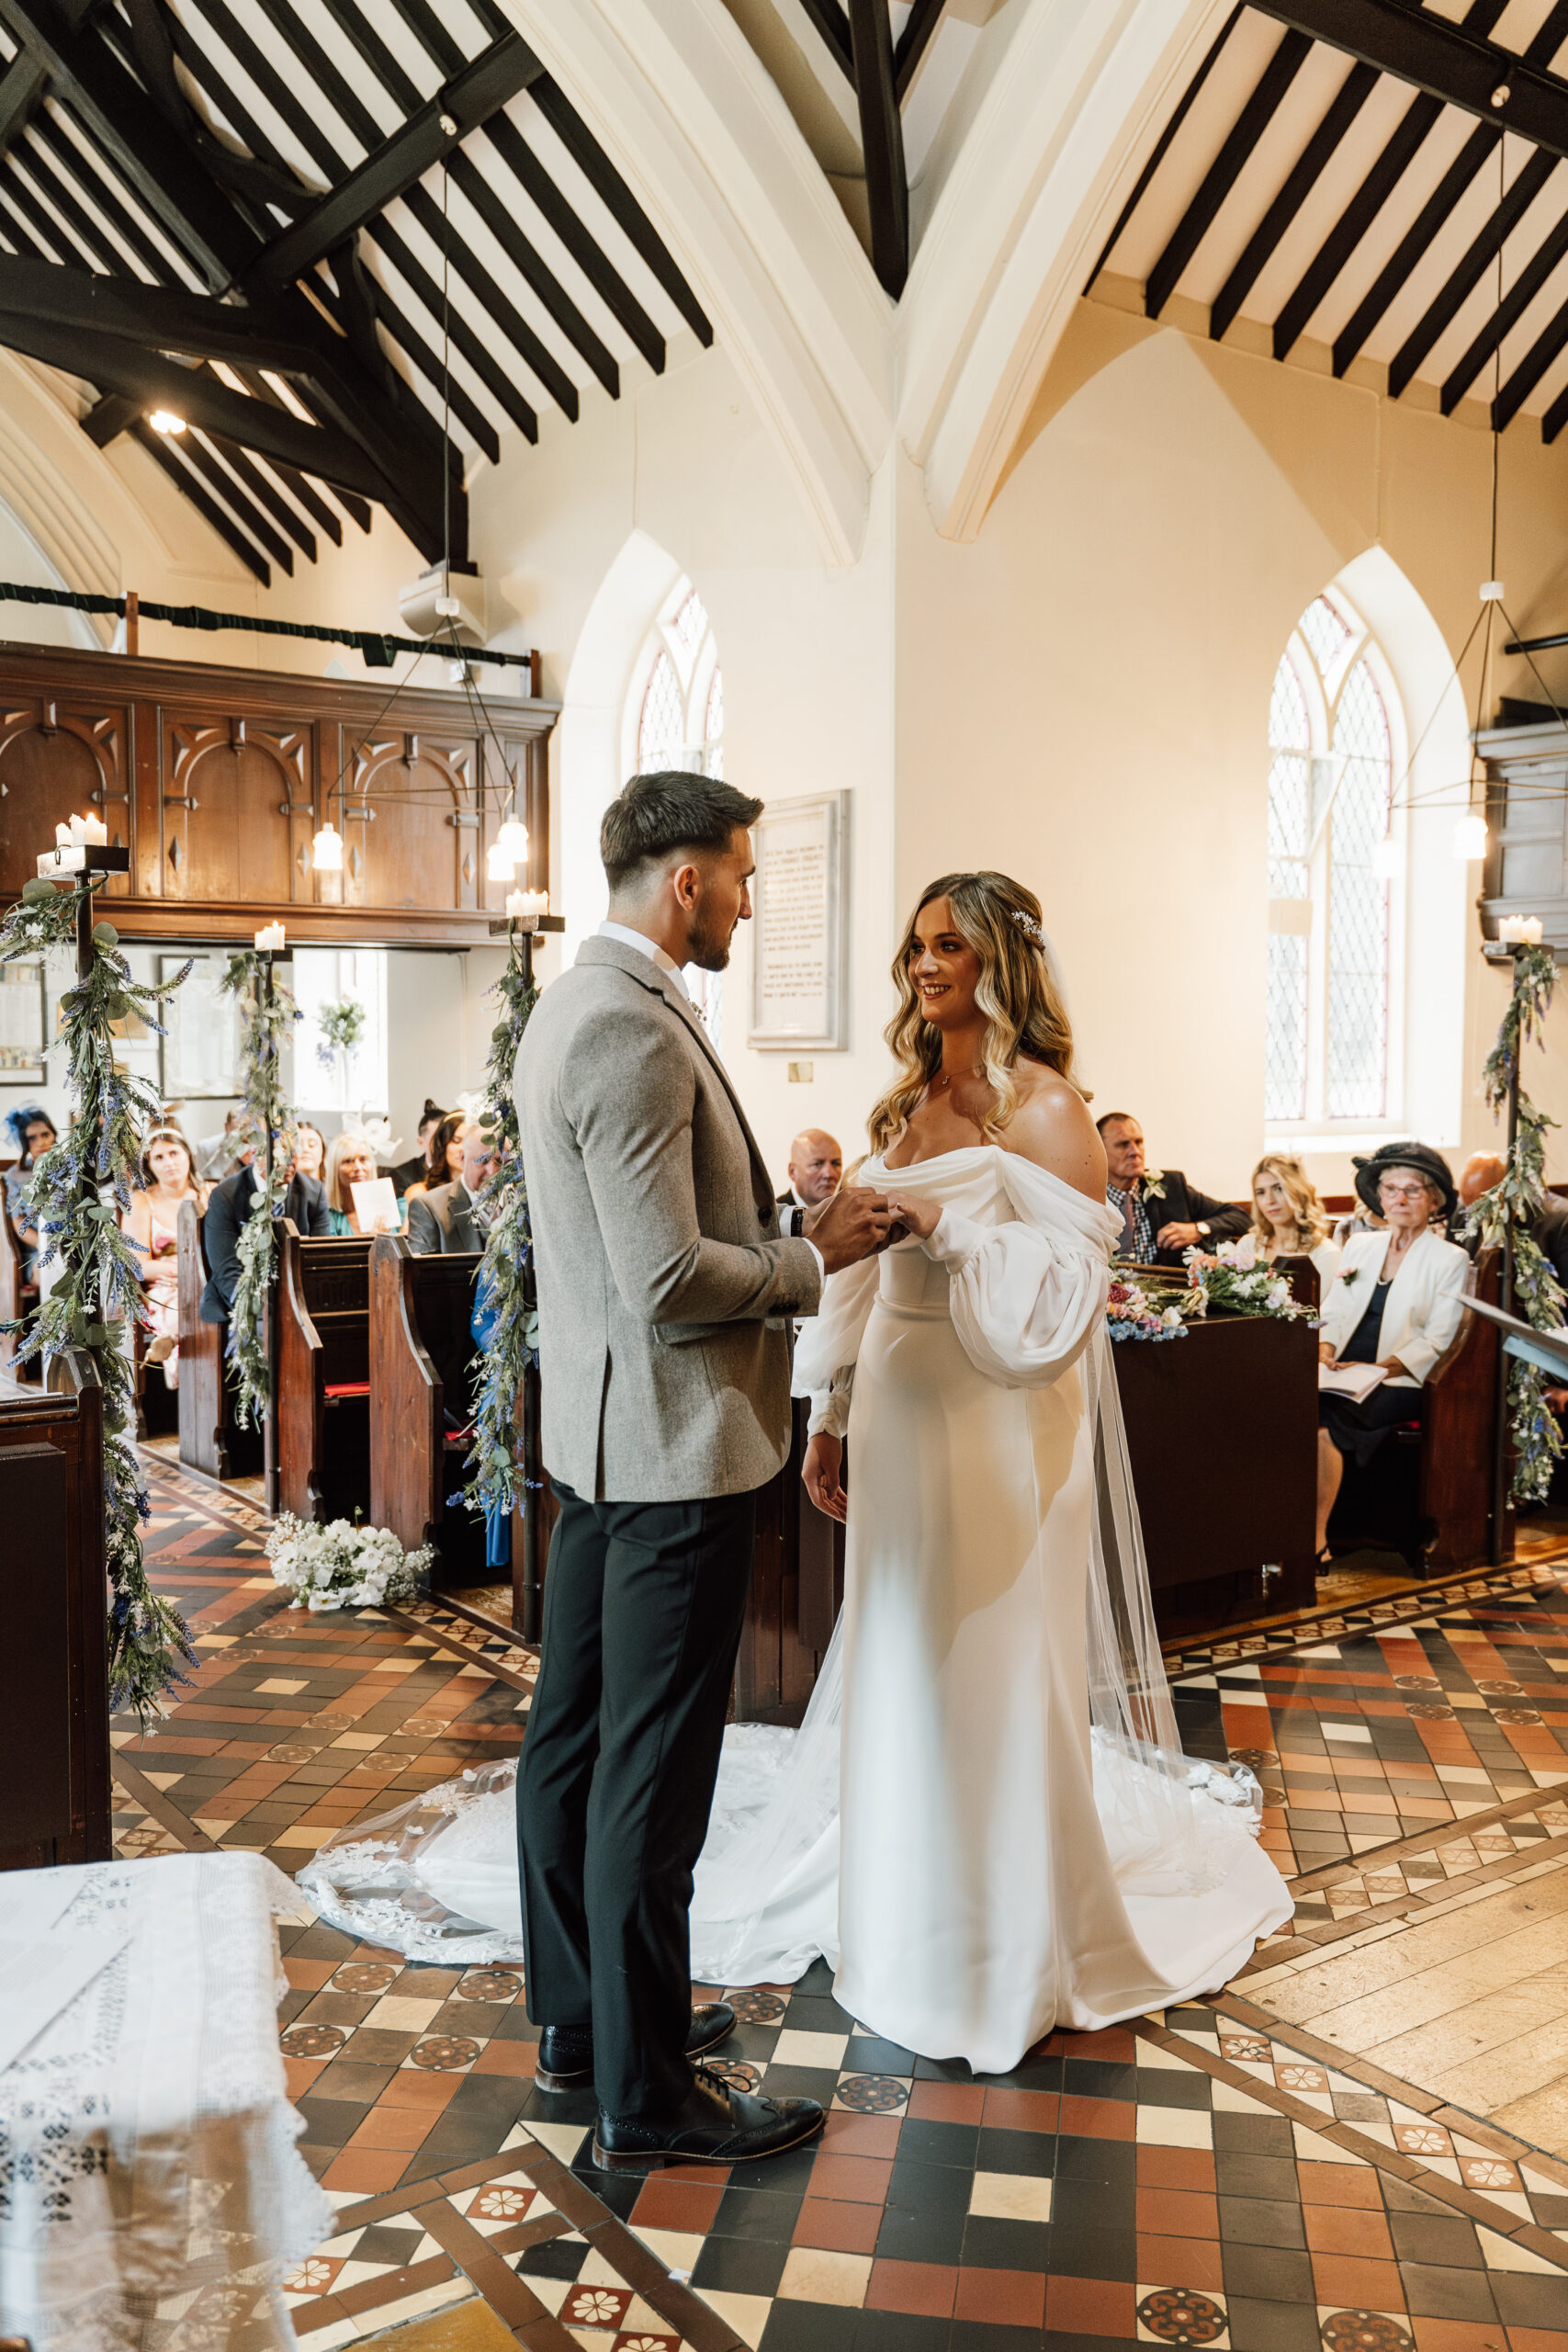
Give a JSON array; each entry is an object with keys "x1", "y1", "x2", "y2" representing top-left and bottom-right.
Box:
[{"x1": 515, "y1": 1478, "x2": 757, "y2": 2119}]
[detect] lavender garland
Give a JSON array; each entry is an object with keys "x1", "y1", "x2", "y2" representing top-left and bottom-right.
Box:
[
  {"x1": 463, "y1": 937, "x2": 539, "y2": 1521},
  {"x1": 1460, "y1": 944, "x2": 1566, "y2": 1503},
  {"x1": 219, "y1": 952, "x2": 300, "y2": 1428},
  {"x1": 0, "y1": 876, "x2": 195, "y2": 1721}
]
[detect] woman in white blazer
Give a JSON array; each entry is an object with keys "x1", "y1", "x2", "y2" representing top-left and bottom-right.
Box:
[{"x1": 1315, "y1": 1142, "x2": 1470, "y2": 1555}]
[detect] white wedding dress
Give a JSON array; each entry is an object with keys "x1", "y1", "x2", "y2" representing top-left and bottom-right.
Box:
[{"x1": 300, "y1": 1146, "x2": 1292, "y2": 2072}]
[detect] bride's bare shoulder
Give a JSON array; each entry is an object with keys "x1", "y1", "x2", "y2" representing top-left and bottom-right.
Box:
[{"x1": 1007, "y1": 1066, "x2": 1106, "y2": 1200}]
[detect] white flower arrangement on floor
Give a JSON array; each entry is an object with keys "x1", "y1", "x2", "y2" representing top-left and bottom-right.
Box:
[{"x1": 265, "y1": 1512, "x2": 432, "y2": 1611}]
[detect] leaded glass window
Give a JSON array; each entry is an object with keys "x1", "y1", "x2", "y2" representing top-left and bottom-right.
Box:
[
  {"x1": 1265, "y1": 592, "x2": 1400, "y2": 1131},
  {"x1": 626, "y1": 576, "x2": 728, "y2": 1042}
]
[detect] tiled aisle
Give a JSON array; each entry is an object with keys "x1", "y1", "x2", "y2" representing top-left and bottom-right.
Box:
[{"x1": 118, "y1": 1456, "x2": 1568, "y2": 2352}]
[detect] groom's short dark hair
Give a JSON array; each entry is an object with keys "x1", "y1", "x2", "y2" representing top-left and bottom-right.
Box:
[{"x1": 601, "y1": 770, "x2": 764, "y2": 891}]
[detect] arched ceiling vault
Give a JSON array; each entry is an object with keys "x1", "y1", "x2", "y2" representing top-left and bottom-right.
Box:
[{"x1": 7, "y1": 0, "x2": 1562, "y2": 582}]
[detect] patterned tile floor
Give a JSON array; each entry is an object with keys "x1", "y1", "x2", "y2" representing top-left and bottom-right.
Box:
[{"x1": 113, "y1": 1455, "x2": 1568, "y2": 2350}]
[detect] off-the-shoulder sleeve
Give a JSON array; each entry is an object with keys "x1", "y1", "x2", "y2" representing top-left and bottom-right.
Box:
[
  {"x1": 921, "y1": 1197, "x2": 1111, "y2": 1390},
  {"x1": 791, "y1": 1252, "x2": 880, "y2": 1438}
]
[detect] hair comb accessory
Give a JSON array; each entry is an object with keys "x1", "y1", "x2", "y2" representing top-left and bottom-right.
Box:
[{"x1": 1010, "y1": 909, "x2": 1047, "y2": 948}]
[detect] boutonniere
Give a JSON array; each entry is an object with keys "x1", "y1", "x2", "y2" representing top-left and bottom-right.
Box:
[
  {"x1": 1143, "y1": 1168, "x2": 1166, "y2": 1201},
  {"x1": 1337, "y1": 1266, "x2": 1361, "y2": 1291}
]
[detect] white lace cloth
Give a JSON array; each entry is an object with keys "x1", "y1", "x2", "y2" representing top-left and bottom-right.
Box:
[{"x1": 0, "y1": 1851, "x2": 333, "y2": 2352}]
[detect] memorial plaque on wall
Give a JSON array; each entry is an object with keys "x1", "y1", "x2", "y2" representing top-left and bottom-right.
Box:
[{"x1": 749, "y1": 791, "x2": 848, "y2": 1051}]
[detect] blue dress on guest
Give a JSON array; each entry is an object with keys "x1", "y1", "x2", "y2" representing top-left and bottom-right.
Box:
[{"x1": 327, "y1": 1199, "x2": 407, "y2": 1238}]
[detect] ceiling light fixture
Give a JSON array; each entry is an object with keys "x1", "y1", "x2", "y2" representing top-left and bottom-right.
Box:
[
  {"x1": 1452, "y1": 812, "x2": 1489, "y2": 863},
  {"x1": 149, "y1": 410, "x2": 186, "y2": 434},
  {"x1": 311, "y1": 818, "x2": 344, "y2": 872},
  {"x1": 494, "y1": 814, "x2": 529, "y2": 863},
  {"x1": 1371, "y1": 835, "x2": 1401, "y2": 880},
  {"x1": 485, "y1": 839, "x2": 518, "y2": 881}
]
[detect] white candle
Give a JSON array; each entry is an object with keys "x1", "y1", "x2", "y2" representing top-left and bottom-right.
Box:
[
  {"x1": 505, "y1": 888, "x2": 549, "y2": 926},
  {"x1": 69, "y1": 813, "x2": 86, "y2": 845},
  {"x1": 504, "y1": 888, "x2": 527, "y2": 919},
  {"x1": 1499, "y1": 914, "x2": 1544, "y2": 945},
  {"x1": 54, "y1": 820, "x2": 72, "y2": 847},
  {"x1": 81, "y1": 813, "x2": 107, "y2": 846},
  {"x1": 254, "y1": 922, "x2": 286, "y2": 952}
]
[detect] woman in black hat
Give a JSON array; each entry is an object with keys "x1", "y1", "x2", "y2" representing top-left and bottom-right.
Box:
[{"x1": 1314, "y1": 1143, "x2": 1469, "y2": 1557}]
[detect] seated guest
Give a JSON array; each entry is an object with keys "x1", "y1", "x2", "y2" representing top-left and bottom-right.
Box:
[
  {"x1": 325, "y1": 1129, "x2": 406, "y2": 1237},
  {"x1": 293, "y1": 1121, "x2": 327, "y2": 1184},
  {"x1": 403, "y1": 1111, "x2": 468, "y2": 1203},
  {"x1": 1099, "y1": 1112, "x2": 1248, "y2": 1266},
  {"x1": 193, "y1": 1108, "x2": 244, "y2": 1182},
  {"x1": 123, "y1": 1125, "x2": 208, "y2": 1385},
  {"x1": 198, "y1": 1138, "x2": 331, "y2": 1325},
  {"x1": 407, "y1": 1125, "x2": 496, "y2": 1254},
  {"x1": 777, "y1": 1129, "x2": 842, "y2": 1236},
  {"x1": 388, "y1": 1099, "x2": 446, "y2": 1197},
  {"x1": 1454, "y1": 1148, "x2": 1568, "y2": 1279},
  {"x1": 1224, "y1": 1154, "x2": 1339, "y2": 1284},
  {"x1": 1315, "y1": 1142, "x2": 1469, "y2": 1556},
  {"x1": 4, "y1": 1102, "x2": 56, "y2": 1281}
]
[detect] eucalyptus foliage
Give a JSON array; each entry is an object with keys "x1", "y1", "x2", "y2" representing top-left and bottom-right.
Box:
[
  {"x1": 0, "y1": 875, "x2": 194, "y2": 1721},
  {"x1": 464, "y1": 936, "x2": 539, "y2": 1521},
  {"x1": 219, "y1": 952, "x2": 299, "y2": 1428},
  {"x1": 1460, "y1": 944, "x2": 1567, "y2": 1503}
]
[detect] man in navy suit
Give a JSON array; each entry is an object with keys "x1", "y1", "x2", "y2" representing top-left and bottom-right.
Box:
[
  {"x1": 1098, "y1": 1113, "x2": 1247, "y2": 1269},
  {"x1": 198, "y1": 1147, "x2": 330, "y2": 1325}
]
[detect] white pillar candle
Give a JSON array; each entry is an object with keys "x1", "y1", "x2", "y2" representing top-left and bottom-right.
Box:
[
  {"x1": 254, "y1": 922, "x2": 286, "y2": 952},
  {"x1": 68, "y1": 814, "x2": 86, "y2": 845},
  {"x1": 1499, "y1": 914, "x2": 1544, "y2": 945},
  {"x1": 54, "y1": 820, "x2": 72, "y2": 847},
  {"x1": 81, "y1": 813, "x2": 107, "y2": 846},
  {"x1": 504, "y1": 888, "x2": 527, "y2": 918}
]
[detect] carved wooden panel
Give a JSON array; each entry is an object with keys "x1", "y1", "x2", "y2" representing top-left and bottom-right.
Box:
[
  {"x1": 0, "y1": 699, "x2": 132, "y2": 899},
  {"x1": 0, "y1": 642, "x2": 558, "y2": 945},
  {"x1": 162, "y1": 718, "x2": 303, "y2": 905},
  {"x1": 341, "y1": 729, "x2": 480, "y2": 911}
]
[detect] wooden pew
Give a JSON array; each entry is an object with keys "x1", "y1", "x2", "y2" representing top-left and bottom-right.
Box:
[
  {"x1": 277, "y1": 1220, "x2": 374, "y2": 1522},
  {"x1": 1113, "y1": 1311, "x2": 1319, "y2": 1634},
  {"x1": 369, "y1": 1236, "x2": 544, "y2": 1623},
  {"x1": 0, "y1": 1154, "x2": 39, "y2": 1379},
  {"x1": 0, "y1": 1346, "x2": 111, "y2": 1868},
  {"x1": 736, "y1": 1396, "x2": 843, "y2": 1726},
  {"x1": 175, "y1": 1198, "x2": 261, "y2": 1481}
]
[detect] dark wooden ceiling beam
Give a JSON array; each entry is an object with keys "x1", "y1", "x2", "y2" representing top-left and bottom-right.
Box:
[
  {"x1": 1272, "y1": 90, "x2": 1441, "y2": 359},
  {"x1": 202, "y1": 426, "x2": 317, "y2": 561},
  {"x1": 131, "y1": 417, "x2": 270, "y2": 583},
  {"x1": 893, "y1": 0, "x2": 944, "y2": 100},
  {"x1": 1329, "y1": 119, "x2": 1495, "y2": 376},
  {"x1": 481, "y1": 110, "x2": 663, "y2": 375},
  {"x1": 178, "y1": 427, "x2": 295, "y2": 573},
  {"x1": 1086, "y1": 6, "x2": 1243, "y2": 293},
  {"x1": 847, "y1": 0, "x2": 908, "y2": 298},
  {"x1": 528, "y1": 77, "x2": 713, "y2": 346},
  {"x1": 0, "y1": 0, "x2": 254, "y2": 284},
  {"x1": 255, "y1": 33, "x2": 542, "y2": 288},
  {"x1": 1492, "y1": 283, "x2": 1568, "y2": 427},
  {"x1": 797, "y1": 0, "x2": 855, "y2": 85},
  {"x1": 359, "y1": 217, "x2": 538, "y2": 442},
  {"x1": 0, "y1": 253, "x2": 337, "y2": 370},
  {"x1": 1247, "y1": 0, "x2": 1568, "y2": 159},
  {"x1": 444, "y1": 148, "x2": 618, "y2": 398},
  {"x1": 0, "y1": 51, "x2": 45, "y2": 156},
  {"x1": 1440, "y1": 192, "x2": 1568, "y2": 412},
  {"x1": 1146, "y1": 28, "x2": 1311, "y2": 320},
  {"x1": 1209, "y1": 58, "x2": 1375, "y2": 342},
  {"x1": 1388, "y1": 147, "x2": 1556, "y2": 396}
]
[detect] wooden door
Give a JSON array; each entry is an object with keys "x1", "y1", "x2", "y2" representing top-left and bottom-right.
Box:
[
  {"x1": 161, "y1": 718, "x2": 304, "y2": 905},
  {"x1": 0, "y1": 696, "x2": 132, "y2": 896},
  {"x1": 336, "y1": 726, "x2": 481, "y2": 910}
]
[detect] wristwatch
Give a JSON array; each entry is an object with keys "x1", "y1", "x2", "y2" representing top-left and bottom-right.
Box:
[{"x1": 1196, "y1": 1220, "x2": 1212, "y2": 1238}]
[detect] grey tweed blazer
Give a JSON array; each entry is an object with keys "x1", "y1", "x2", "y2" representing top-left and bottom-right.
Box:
[{"x1": 514, "y1": 935, "x2": 823, "y2": 1502}]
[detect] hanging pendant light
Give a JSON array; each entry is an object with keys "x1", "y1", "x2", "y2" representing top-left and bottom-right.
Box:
[
  {"x1": 312, "y1": 818, "x2": 344, "y2": 872},
  {"x1": 1452, "y1": 811, "x2": 1489, "y2": 862},
  {"x1": 1371, "y1": 835, "x2": 1401, "y2": 879},
  {"x1": 495, "y1": 813, "x2": 530, "y2": 864},
  {"x1": 485, "y1": 839, "x2": 518, "y2": 881}
]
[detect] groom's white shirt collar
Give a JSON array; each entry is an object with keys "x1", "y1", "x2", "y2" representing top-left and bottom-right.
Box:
[{"x1": 597, "y1": 920, "x2": 690, "y2": 1002}]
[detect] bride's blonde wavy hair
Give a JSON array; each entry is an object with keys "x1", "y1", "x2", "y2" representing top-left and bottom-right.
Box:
[{"x1": 867, "y1": 872, "x2": 1084, "y2": 1152}]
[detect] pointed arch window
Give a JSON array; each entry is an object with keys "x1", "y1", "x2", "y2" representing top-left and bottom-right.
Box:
[
  {"x1": 626, "y1": 578, "x2": 728, "y2": 1043},
  {"x1": 1266, "y1": 592, "x2": 1401, "y2": 1130}
]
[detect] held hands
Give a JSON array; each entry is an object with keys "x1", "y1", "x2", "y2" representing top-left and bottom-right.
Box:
[
  {"x1": 805, "y1": 1185, "x2": 895, "y2": 1273},
  {"x1": 803, "y1": 1432, "x2": 847, "y2": 1521},
  {"x1": 886, "y1": 1194, "x2": 941, "y2": 1242}
]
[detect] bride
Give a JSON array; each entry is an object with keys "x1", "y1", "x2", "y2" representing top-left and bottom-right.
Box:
[{"x1": 300, "y1": 871, "x2": 1292, "y2": 2072}]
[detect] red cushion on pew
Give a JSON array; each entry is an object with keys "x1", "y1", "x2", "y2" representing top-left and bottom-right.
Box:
[{"x1": 323, "y1": 1381, "x2": 371, "y2": 1399}]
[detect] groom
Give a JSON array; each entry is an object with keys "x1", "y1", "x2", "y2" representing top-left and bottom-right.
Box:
[{"x1": 514, "y1": 771, "x2": 891, "y2": 2170}]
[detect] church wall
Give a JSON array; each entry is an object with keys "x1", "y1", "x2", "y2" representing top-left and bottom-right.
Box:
[{"x1": 893, "y1": 302, "x2": 1568, "y2": 1199}]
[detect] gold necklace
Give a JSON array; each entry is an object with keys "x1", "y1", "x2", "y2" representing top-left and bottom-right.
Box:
[{"x1": 931, "y1": 1066, "x2": 981, "y2": 1091}]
